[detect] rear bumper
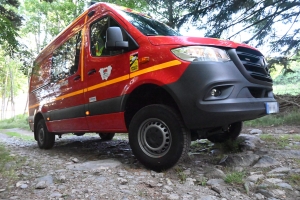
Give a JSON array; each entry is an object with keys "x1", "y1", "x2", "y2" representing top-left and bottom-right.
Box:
[{"x1": 164, "y1": 60, "x2": 277, "y2": 130}]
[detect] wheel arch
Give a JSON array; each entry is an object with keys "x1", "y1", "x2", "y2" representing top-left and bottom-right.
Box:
[{"x1": 123, "y1": 83, "x2": 181, "y2": 129}]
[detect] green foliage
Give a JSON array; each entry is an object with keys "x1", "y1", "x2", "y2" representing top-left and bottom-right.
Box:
[
  {"x1": 190, "y1": 139, "x2": 212, "y2": 152},
  {"x1": 0, "y1": 143, "x2": 26, "y2": 181},
  {"x1": 0, "y1": 53, "x2": 28, "y2": 94},
  {"x1": 202, "y1": 0, "x2": 300, "y2": 55},
  {"x1": 287, "y1": 174, "x2": 300, "y2": 187},
  {"x1": 245, "y1": 109, "x2": 300, "y2": 127},
  {"x1": 273, "y1": 59, "x2": 300, "y2": 85},
  {"x1": 224, "y1": 171, "x2": 245, "y2": 185},
  {"x1": 0, "y1": 114, "x2": 30, "y2": 130},
  {"x1": 174, "y1": 167, "x2": 187, "y2": 183},
  {"x1": 260, "y1": 134, "x2": 300, "y2": 149},
  {"x1": 123, "y1": 0, "x2": 300, "y2": 56},
  {"x1": 0, "y1": 0, "x2": 22, "y2": 49},
  {"x1": 4, "y1": 131, "x2": 33, "y2": 141},
  {"x1": 20, "y1": 0, "x2": 85, "y2": 53},
  {"x1": 0, "y1": 50, "x2": 28, "y2": 119},
  {"x1": 213, "y1": 138, "x2": 243, "y2": 154},
  {"x1": 273, "y1": 83, "x2": 300, "y2": 95},
  {"x1": 99, "y1": 0, "x2": 147, "y2": 11}
]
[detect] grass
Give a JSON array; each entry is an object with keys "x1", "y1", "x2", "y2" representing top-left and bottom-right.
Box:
[
  {"x1": 287, "y1": 174, "x2": 300, "y2": 187},
  {"x1": 244, "y1": 109, "x2": 300, "y2": 127},
  {"x1": 259, "y1": 134, "x2": 300, "y2": 149},
  {"x1": 295, "y1": 159, "x2": 300, "y2": 166},
  {"x1": 224, "y1": 171, "x2": 246, "y2": 185},
  {"x1": 0, "y1": 144, "x2": 26, "y2": 181},
  {"x1": 0, "y1": 114, "x2": 30, "y2": 130},
  {"x1": 174, "y1": 167, "x2": 187, "y2": 183},
  {"x1": 4, "y1": 131, "x2": 33, "y2": 141},
  {"x1": 273, "y1": 83, "x2": 300, "y2": 96},
  {"x1": 190, "y1": 139, "x2": 212, "y2": 152},
  {"x1": 213, "y1": 138, "x2": 243, "y2": 154},
  {"x1": 198, "y1": 177, "x2": 208, "y2": 186}
]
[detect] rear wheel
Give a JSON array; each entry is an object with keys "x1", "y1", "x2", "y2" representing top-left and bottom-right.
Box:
[
  {"x1": 36, "y1": 119, "x2": 55, "y2": 149},
  {"x1": 207, "y1": 121, "x2": 243, "y2": 143},
  {"x1": 98, "y1": 133, "x2": 115, "y2": 141},
  {"x1": 129, "y1": 104, "x2": 190, "y2": 171}
]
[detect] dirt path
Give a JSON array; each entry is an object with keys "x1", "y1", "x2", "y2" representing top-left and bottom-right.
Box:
[{"x1": 0, "y1": 127, "x2": 300, "y2": 200}]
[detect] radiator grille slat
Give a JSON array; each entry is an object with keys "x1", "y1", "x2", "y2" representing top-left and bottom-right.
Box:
[{"x1": 236, "y1": 47, "x2": 272, "y2": 83}]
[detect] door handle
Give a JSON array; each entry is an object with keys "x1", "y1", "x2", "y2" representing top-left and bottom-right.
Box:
[
  {"x1": 73, "y1": 75, "x2": 81, "y2": 81},
  {"x1": 87, "y1": 69, "x2": 96, "y2": 75}
]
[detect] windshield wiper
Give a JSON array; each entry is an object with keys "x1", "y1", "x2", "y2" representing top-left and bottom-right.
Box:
[{"x1": 146, "y1": 34, "x2": 158, "y2": 36}]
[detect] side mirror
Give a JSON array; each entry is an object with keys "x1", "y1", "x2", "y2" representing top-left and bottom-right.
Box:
[{"x1": 105, "y1": 27, "x2": 128, "y2": 50}]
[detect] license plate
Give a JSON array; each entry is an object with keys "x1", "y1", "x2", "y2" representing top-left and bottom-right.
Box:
[{"x1": 265, "y1": 102, "x2": 279, "y2": 114}]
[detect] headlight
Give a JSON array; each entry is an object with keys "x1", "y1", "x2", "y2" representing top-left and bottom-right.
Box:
[{"x1": 171, "y1": 46, "x2": 230, "y2": 62}]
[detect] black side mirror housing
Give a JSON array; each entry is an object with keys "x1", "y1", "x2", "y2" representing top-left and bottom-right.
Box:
[{"x1": 105, "y1": 27, "x2": 129, "y2": 50}]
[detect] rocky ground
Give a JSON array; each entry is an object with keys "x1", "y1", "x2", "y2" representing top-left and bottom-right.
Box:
[{"x1": 0, "y1": 126, "x2": 300, "y2": 200}]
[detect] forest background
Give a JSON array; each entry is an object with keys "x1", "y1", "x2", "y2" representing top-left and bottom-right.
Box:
[{"x1": 0, "y1": 0, "x2": 299, "y2": 119}]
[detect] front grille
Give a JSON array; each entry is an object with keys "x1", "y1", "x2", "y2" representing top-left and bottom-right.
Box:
[
  {"x1": 248, "y1": 87, "x2": 269, "y2": 98},
  {"x1": 236, "y1": 47, "x2": 272, "y2": 83}
]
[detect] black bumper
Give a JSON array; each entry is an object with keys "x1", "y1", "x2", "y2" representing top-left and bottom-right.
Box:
[{"x1": 164, "y1": 60, "x2": 277, "y2": 130}]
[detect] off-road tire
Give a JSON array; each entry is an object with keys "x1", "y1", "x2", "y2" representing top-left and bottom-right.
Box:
[
  {"x1": 36, "y1": 119, "x2": 55, "y2": 149},
  {"x1": 129, "y1": 104, "x2": 191, "y2": 172}
]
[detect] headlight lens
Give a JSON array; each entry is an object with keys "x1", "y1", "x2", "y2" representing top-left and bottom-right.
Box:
[{"x1": 171, "y1": 46, "x2": 230, "y2": 62}]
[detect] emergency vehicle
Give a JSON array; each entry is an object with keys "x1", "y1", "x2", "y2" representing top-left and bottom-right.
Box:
[{"x1": 28, "y1": 2, "x2": 279, "y2": 171}]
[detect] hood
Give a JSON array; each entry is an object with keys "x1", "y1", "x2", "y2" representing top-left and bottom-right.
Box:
[{"x1": 148, "y1": 36, "x2": 258, "y2": 50}]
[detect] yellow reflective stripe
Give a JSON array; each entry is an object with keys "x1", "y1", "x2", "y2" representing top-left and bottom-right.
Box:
[
  {"x1": 55, "y1": 89, "x2": 84, "y2": 101},
  {"x1": 28, "y1": 90, "x2": 84, "y2": 109},
  {"x1": 130, "y1": 60, "x2": 181, "y2": 78},
  {"x1": 28, "y1": 60, "x2": 181, "y2": 109},
  {"x1": 87, "y1": 75, "x2": 130, "y2": 92},
  {"x1": 29, "y1": 103, "x2": 39, "y2": 109}
]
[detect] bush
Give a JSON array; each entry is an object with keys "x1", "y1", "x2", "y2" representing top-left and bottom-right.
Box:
[
  {"x1": 0, "y1": 114, "x2": 29, "y2": 130},
  {"x1": 244, "y1": 109, "x2": 300, "y2": 127}
]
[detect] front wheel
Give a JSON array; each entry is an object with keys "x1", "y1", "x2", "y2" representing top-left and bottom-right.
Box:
[
  {"x1": 129, "y1": 105, "x2": 191, "y2": 171},
  {"x1": 36, "y1": 119, "x2": 55, "y2": 149}
]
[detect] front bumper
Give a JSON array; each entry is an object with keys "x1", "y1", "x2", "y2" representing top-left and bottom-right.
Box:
[{"x1": 164, "y1": 60, "x2": 277, "y2": 130}]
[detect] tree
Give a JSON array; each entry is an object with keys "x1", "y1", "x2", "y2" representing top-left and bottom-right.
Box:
[
  {"x1": 20, "y1": 0, "x2": 85, "y2": 54},
  {"x1": 94, "y1": 0, "x2": 147, "y2": 12},
  {"x1": 0, "y1": 0, "x2": 22, "y2": 49},
  {"x1": 202, "y1": 0, "x2": 300, "y2": 56},
  {"x1": 0, "y1": 50, "x2": 27, "y2": 119},
  {"x1": 142, "y1": 0, "x2": 299, "y2": 57}
]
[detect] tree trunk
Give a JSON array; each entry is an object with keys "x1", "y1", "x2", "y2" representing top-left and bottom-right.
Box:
[
  {"x1": 8, "y1": 65, "x2": 15, "y2": 119},
  {"x1": 5, "y1": 95, "x2": 10, "y2": 117},
  {"x1": 24, "y1": 72, "x2": 30, "y2": 115},
  {"x1": 1, "y1": 71, "x2": 9, "y2": 120},
  {"x1": 167, "y1": 0, "x2": 174, "y2": 28}
]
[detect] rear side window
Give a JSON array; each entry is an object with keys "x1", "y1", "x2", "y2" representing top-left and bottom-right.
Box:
[{"x1": 51, "y1": 31, "x2": 82, "y2": 82}]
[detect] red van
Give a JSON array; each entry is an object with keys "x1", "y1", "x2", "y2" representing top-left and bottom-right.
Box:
[{"x1": 28, "y1": 3, "x2": 278, "y2": 171}]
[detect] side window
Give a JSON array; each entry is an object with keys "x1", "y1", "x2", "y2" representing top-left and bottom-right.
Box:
[
  {"x1": 90, "y1": 17, "x2": 123, "y2": 57},
  {"x1": 51, "y1": 31, "x2": 82, "y2": 82},
  {"x1": 90, "y1": 17, "x2": 108, "y2": 57}
]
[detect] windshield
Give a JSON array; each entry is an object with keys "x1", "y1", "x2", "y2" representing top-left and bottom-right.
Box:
[{"x1": 117, "y1": 10, "x2": 181, "y2": 36}]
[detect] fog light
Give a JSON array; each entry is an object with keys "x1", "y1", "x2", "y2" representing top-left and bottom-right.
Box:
[{"x1": 211, "y1": 89, "x2": 221, "y2": 97}]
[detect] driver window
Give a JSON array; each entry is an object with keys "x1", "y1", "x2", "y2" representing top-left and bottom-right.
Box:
[{"x1": 90, "y1": 17, "x2": 123, "y2": 57}]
